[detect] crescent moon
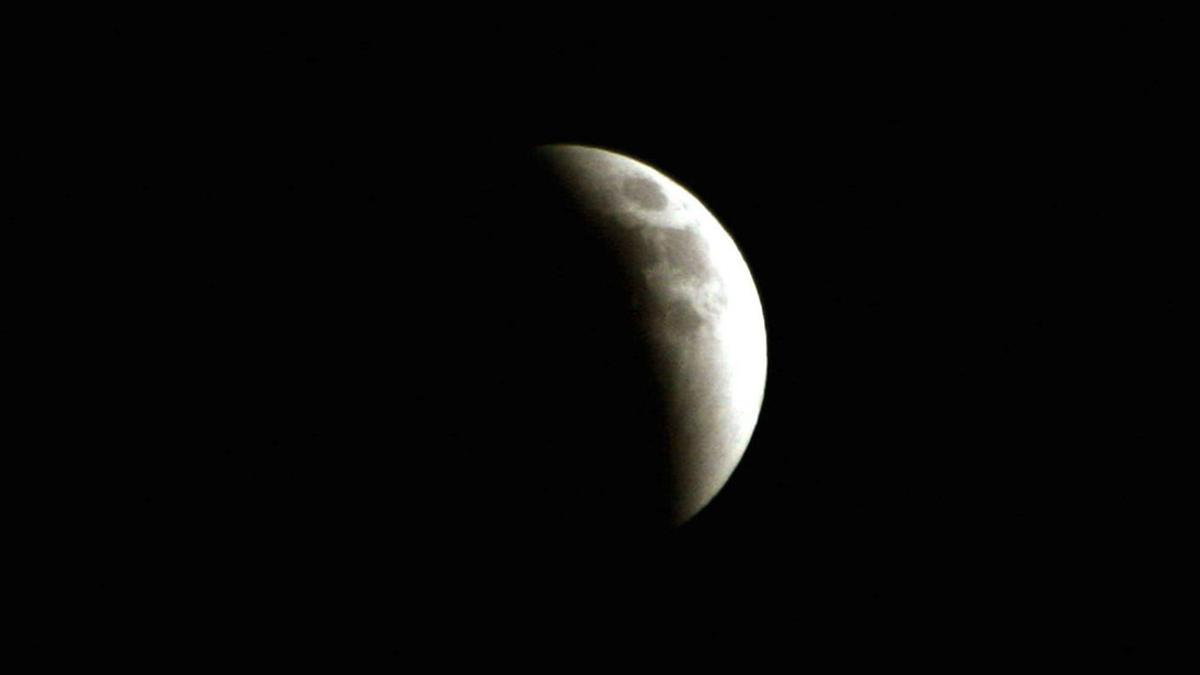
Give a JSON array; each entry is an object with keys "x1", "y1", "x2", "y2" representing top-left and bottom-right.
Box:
[{"x1": 535, "y1": 144, "x2": 768, "y2": 525}]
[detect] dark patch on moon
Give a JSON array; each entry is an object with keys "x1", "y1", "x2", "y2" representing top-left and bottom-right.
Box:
[
  {"x1": 607, "y1": 225, "x2": 728, "y2": 342},
  {"x1": 614, "y1": 228, "x2": 705, "y2": 276},
  {"x1": 622, "y1": 176, "x2": 668, "y2": 211},
  {"x1": 660, "y1": 297, "x2": 707, "y2": 335},
  {"x1": 656, "y1": 230, "x2": 712, "y2": 283}
]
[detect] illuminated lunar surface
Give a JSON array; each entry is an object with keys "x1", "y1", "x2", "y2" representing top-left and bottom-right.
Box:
[{"x1": 535, "y1": 144, "x2": 767, "y2": 526}]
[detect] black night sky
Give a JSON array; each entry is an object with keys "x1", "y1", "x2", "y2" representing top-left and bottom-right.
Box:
[{"x1": 81, "y1": 9, "x2": 1183, "y2": 666}]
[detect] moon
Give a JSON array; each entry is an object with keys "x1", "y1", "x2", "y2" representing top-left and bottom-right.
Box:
[{"x1": 528, "y1": 144, "x2": 768, "y2": 526}]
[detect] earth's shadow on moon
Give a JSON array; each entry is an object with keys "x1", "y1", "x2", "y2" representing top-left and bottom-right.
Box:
[{"x1": 454, "y1": 151, "x2": 686, "y2": 540}]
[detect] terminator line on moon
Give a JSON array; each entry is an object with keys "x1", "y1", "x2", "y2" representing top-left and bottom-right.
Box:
[{"x1": 534, "y1": 144, "x2": 767, "y2": 526}]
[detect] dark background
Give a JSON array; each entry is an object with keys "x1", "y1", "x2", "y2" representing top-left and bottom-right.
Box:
[{"x1": 70, "y1": 9, "x2": 1184, "y2": 666}]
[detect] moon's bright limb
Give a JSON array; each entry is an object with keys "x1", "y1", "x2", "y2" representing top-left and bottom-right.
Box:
[{"x1": 535, "y1": 144, "x2": 767, "y2": 525}]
